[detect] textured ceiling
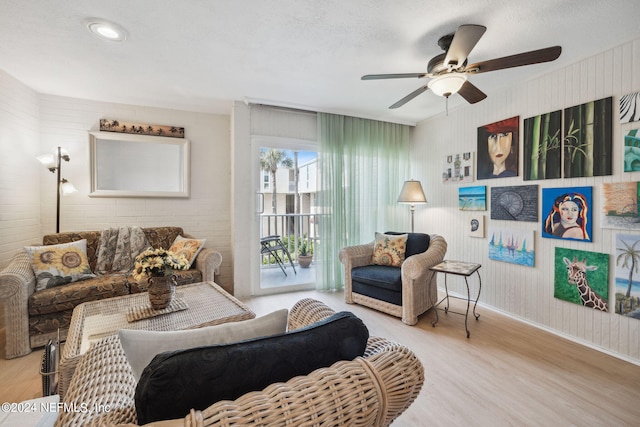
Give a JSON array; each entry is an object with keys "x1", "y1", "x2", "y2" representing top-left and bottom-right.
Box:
[{"x1": 2, "y1": 0, "x2": 640, "y2": 125}]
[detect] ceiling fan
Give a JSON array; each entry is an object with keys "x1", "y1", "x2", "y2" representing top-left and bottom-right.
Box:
[{"x1": 362, "y1": 24, "x2": 562, "y2": 109}]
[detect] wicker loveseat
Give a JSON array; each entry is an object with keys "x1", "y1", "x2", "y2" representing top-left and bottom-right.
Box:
[
  {"x1": 54, "y1": 298, "x2": 424, "y2": 427},
  {"x1": 0, "y1": 226, "x2": 223, "y2": 359}
]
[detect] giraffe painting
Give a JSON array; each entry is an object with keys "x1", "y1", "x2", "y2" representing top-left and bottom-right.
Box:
[
  {"x1": 554, "y1": 248, "x2": 609, "y2": 311},
  {"x1": 562, "y1": 256, "x2": 609, "y2": 311}
]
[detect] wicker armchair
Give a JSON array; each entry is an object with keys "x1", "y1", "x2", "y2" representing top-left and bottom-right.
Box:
[
  {"x1": 54, "y1": 298, "x2": 424, "y2": 427},
  {"x1": 339, "y1": 233, "x2": 447, "y2": 325}
]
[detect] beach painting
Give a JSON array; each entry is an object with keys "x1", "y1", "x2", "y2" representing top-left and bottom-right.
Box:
[
  {"x1": 459, "y1": 186, "x2": 486, "y2": 211},
  {"x1": 614, "y1": 233, "x2": 640, "y2": 319},
  {"x1": 488, "y1": 227, "x2": 534, "y2": 267}
]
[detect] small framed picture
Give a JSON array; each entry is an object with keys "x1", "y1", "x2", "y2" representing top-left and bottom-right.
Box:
[{"x1": 469, "y1": 215, "x2": 485, "y2": 238}]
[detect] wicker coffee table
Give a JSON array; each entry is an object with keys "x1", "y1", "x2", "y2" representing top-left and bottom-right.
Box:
[{"x1": 58, "y1": 281, "x2": 255, "y2": 398}]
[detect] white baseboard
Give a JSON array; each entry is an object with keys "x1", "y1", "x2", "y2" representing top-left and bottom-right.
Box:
[{"x1": 441, "y1": 288, "x2": 640, "y2": 367}]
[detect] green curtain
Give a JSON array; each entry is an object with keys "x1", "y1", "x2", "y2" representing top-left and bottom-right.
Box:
[{"x1": 316, "y1": 113, "x2": 410, "y2": 291}]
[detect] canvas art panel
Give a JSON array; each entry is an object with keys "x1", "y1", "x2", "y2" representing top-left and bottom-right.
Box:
[
  {"x1": 563, "y1": 97, "x2": 612, "y2": 178},
  {"x1": 620, "y1": 91, "x2": 640, "y2": 123},
  {"x1": 601, "y1": 182, "x2": 640, "y2": 229},
  {"x1": 614, "y1": 233, "x2": 640, "y2": 319},
  {"x1": 488, "y1": 227, "x2": 534, "y2": 267},
  {"x1": 541, "y1": 186, "x2": 593, "y2": 242},
  {"x1": 490, "y1": 185, "x2": 538, "y2": 221},
  {"x1": 477, "y1": 116, "x2": 519, "y2": 180},
  {"x1": 468, "y1": 215, "x2": 484, "y2": 238},
  {"x1": 442, "y1": 152, "x2": 474, "y2": 183},
  {"x1": 554, "y1": 247, "x2": 609, "y2": 312},
  {"x1": 623, "y1": 127, "x2": 640, "y2": 172},
  {"x1": 523, "y1": 111, "x2": 562, "y2": 180},
  {"x1": 459, "y1": 186, "x2": 486, "y2": 211}
]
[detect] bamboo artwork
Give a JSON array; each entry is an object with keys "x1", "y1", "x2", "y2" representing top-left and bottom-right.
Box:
[
  {"x1": 523, "y1": 111, "x2": 562, "y2": 180},
  {"x1": 563, "y1": 97, "x2": 613, "y2": 178}
]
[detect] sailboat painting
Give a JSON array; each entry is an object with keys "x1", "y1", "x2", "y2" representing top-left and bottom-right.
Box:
[{"x1": 488, "y1": 227, "x2": 535, "y2": 267}]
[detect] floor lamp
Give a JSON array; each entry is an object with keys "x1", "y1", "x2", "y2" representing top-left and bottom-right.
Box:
[
  {"x1": 397, "y1": 180, "x2": 427, "y2": 233},
  {"x1": 37, "y1": 147, "x2": 77, "y2": 233}
]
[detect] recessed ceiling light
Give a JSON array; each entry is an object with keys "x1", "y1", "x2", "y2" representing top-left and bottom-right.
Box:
[{"x1": 85, "y1": 18, "x2": 128, "y2": 42}]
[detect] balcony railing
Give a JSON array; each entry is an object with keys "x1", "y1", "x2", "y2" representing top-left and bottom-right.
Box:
[{"x1": 260, "y1": 213, "x2": 318, "y2": 268}]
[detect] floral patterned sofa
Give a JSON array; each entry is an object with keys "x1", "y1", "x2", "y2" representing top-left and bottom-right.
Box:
[{"x1": 0, "y1": 227, "x2": 223, "y2": 359}]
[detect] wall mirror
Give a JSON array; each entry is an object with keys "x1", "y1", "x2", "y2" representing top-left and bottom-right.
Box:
[{"x1": 89, "y1": 131, "x2": 190, "y2": 198}]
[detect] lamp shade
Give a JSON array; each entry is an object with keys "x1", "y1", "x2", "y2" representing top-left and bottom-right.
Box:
[
  {"x1": 37, "y1": 154, "x2": 56, "y2": 169},
  {"x1": 60, "y1": 179, "x2": 78, "y2": 195},
  {"x1": 397, "y1": 180, "x2": 427, "y2": 204},
  {"x1": 428, "y1": 73, "x2": 467, "y2": 97}
]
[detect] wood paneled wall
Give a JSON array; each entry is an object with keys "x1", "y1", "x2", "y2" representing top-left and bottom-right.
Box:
[{"x1": 412, "y1": 38, "x2": 640, "y2": 363}]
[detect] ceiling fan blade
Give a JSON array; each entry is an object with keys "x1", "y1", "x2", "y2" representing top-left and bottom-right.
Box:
[
  {"x1": 389, "y1": 85, "x2": 430, "y2": 109},
  {"x1": 362, "y1": 73, "x2": 427, "y2": 80},
  {"x1": 466, "y1": 46, "x2": 562, "y2": 74},
  {"x1": 443, "y1": 24, "x2": 487, "y2": 69},
  {"x1": 457, "y1": 81, "x2": 487, "y2": 104}
]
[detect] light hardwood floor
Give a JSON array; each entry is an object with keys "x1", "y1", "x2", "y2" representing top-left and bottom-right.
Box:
[{"x1": 1, "y1": 290, "x2": 639, "y2": 426}]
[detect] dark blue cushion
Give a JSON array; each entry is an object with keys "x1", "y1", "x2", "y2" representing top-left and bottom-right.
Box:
[
  {"x1": 352, "y1": 265, "x2": 401, "y2": 291},
  {"x1": 135, "y1": 311, "x2": 369, "y2": 424},
  {"x1": 384, "y1": 231, "x2": 430, "y2": 258}
]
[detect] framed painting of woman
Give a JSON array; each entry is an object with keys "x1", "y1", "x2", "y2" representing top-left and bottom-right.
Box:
[
  {"x1": 542, "y1": 186, "x2": 593, "y2": 242},
  {"x1": 477, "y1": 116, "x2": 519, "y2": 180}
]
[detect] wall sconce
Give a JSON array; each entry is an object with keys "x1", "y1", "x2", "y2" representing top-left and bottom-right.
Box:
[
  {"x1": 38, "y1": 147, "x2": 77, "y2": 233},
  {"x1": 397, "y1": 180, "x2": 427, "y2": 233}
]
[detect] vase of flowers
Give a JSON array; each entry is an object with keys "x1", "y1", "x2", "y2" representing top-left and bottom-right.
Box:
[{"x1": 133, "y1": 248, "x2": 189, "y2": 309}]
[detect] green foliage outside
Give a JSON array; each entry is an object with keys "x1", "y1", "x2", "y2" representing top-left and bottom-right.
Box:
[{"x1": 261, "y1": 235, "x2": 314, "y2": 266}]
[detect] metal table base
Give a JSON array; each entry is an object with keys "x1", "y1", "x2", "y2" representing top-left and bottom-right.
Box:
[{"x1": 430, "y1": 260, "x2": 482, "y2": 338}]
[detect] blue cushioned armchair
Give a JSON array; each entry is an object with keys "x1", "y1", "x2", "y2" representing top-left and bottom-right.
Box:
[{"x1": 339, "y1": 232, "x2": 447, "y2": 325}]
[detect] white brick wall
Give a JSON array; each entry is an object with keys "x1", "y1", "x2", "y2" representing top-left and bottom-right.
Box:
[
  {"x1": 0, "y1": 70, "x2": 41, "y2": 330},
  {"x1": 0, "y1": 79, "x2": 233, "y2": 294},
  {"x1": 37, "y1": 95, "x2": 233, "y2": 289}
]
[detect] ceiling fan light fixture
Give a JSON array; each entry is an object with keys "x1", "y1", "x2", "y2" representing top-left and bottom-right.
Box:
[{"x1": 427, "y1": 73, "x2": 467, "y2": 97}]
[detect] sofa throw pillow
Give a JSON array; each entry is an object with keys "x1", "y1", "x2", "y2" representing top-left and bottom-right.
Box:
[
  {"x1": 25, "y1": 240, "x2": 96, "y2": 292},
  {"x1": 119, "y1": 308, "x2": 289, "y2": 380},
  {"x1": 135, "y1": 311, "x2": 369, "y2": 425},
  {"x1": 371, "y1": 232, "x2": 408, "y2": 267},
  {"x1": 168, "y1": 235, "x2": 206, "y2": 268}
]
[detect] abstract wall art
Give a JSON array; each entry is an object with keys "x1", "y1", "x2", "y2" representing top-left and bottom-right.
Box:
[
  {"x1": 620, "y1": 91, "x2": 640, "y2": 123},
  {"x1": 601, "y1": 182, "x2": 640, "y2": 229},
  {"x1": 623, "y1": 128, "x2": 640, "y2": 172}
]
